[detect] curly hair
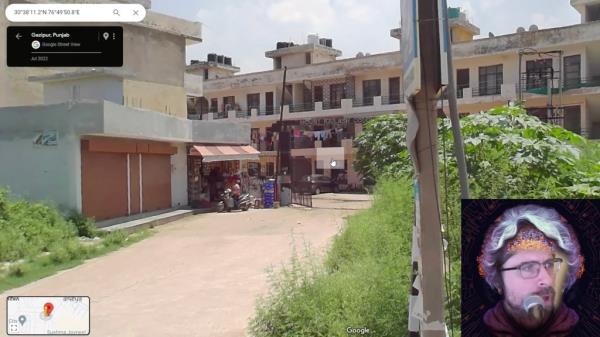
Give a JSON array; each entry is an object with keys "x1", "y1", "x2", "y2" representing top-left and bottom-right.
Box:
[{"x1": 478, "y1": 204, "x2": 584, "y2": 291}]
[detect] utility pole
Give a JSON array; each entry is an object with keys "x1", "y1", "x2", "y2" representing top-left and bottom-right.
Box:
[
  {"x1": 274, "y1": 66, "x2": 287, "y2": 202},
  {"x1": 403, "y1": 0, "x2": 446, "y2": 336}
]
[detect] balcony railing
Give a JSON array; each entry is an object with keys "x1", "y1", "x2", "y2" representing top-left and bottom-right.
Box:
[
  {"x1": 381, "y1": 95, "x2": 405, "y2": 104},
  {"x1": 563, "y1": 76, "x2": 600, "y2": 90},
  {"x1": 472, "y1": 86, "x2": 501, "y2": 97},
  {"x1": 289, "y1": 102, "x2": 315, "y2": 113},
  {"x1": 213, "y1": 111, "x2": 228, "y2": 120},
  {"x1": 352, "y1": 97, "x2": 375, "y2": 107},
  {"x1": 323, "y1": 100, "x2": 342, "y2": 110},
  {"x1": 258, "y1": 107, "x2": 280, "y2": 116},
  {"x1": 188, "y1": 113, "x2": 203, "y2": 120},
  {"x1": 236, "y1": 110, "x2": 251, "y2": 118}
]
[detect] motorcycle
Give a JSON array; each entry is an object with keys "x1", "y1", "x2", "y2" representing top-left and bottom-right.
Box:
[{"x1": 216, "y1": 188, "x2": 253, "y2": 212}]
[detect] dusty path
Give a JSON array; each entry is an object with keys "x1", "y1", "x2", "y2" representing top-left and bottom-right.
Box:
[{"x1": 1, "y1": 193, "x2": 371, "y2": 337}]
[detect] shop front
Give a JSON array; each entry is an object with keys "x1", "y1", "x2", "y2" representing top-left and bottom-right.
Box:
[{"x1": 187, "y1": 144, "x2": 260, "y2": 209}]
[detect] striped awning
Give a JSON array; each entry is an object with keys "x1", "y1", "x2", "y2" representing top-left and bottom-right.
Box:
[{"x1": 190, "y1": 145, "x2": 260, "y2": 162}]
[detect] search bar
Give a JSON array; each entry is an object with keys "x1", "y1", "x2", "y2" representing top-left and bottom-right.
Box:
[{"x1": 5, "y1": 4, "x2": 146, "y2": 22}]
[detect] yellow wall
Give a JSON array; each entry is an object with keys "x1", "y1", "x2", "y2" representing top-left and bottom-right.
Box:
[
  {"x1": 452, "y1": 27, "x2": 474, "y2": 43},
  {"x1": 123, "y1": 79, "x2": 187, "y2": 118}
]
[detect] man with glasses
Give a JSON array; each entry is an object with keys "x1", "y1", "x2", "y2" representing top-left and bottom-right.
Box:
[{"x1": 477, "y1": 205, "x2": 585, "y2": 336}]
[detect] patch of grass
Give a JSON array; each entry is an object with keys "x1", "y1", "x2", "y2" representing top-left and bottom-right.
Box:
[
  {"x1": 249, "y1": 177, "x2": 413, "y2": 337},
  {"x1": 0, "y1": 229, "x2": 154, "y2": 293}
]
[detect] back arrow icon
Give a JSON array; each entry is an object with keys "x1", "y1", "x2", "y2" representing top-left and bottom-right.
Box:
[{"x1": 16, "y1": 33, "x2": 21, "y2": 40}]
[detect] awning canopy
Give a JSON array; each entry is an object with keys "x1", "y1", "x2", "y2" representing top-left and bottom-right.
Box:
[{"x1": 190, "y1": 144, "x2": 260, "y2": 162}]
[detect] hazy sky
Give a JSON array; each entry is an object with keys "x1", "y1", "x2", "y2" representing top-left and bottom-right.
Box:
[{"x1": 152, "y1": 0, "x2": 581, "y2": 74}]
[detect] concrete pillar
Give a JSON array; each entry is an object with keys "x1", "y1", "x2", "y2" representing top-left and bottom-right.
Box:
[
  {"x1": 208, "y1": 113, "x2": 214, "y2": 120},
  {"x1": 251, "y1": 108, "x2": 258, "y2": 118},
  {"x1": 228, "y1": 110, "x2": 236, "y2": 119}
]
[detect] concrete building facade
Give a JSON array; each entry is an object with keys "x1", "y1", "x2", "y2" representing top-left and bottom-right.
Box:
[
  {"x1": 188, "y1": 3, "x2": 600, "y2": 188},
  {"x1": 0, "y1": 0, "x2": 253, "y2": 220}
]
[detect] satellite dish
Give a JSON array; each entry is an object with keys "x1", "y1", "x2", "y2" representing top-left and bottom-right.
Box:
[
  {"x1": 356, "y1": 52, "x2": 364, "y2": 58},
  {"x1": 529, "y1": 24, "x2": 539, "y2": 31},
  {"x1": 516, "y1": 27, "x2": 526, "y2": 33},
  {"x1": 489, "y1": 32, "x2": 495, "y2": 38}
]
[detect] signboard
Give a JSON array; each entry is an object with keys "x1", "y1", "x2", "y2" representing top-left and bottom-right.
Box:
[
  {"x1": 33, "y1": 130, "x2": 58, "y2": 146},
  {"x1": 401, "y1": 0, "x2": 421, "y2": 96}
]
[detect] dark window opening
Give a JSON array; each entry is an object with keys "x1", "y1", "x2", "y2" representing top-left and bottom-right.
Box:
[
  {"x1": 388, "y1": 77, "x2": 401, "y2": 103},
  {"x1": 526, "y1": 59, "x2": 553, "y2": 90},
  {"x1": 564, "y1": 55, "x2": 581, "y2": 88},
  {"x1": 305, "y1": 52, "x2": 311, "y2": 65},
  {"x1": 266, "y1": 92, "x2": 274, "y2": 115},
  {"x1": 362, "y1": 79, "x2": 381, "y2": 105},
  {"x1": 456, "y1": 68, "x2": 469, "y2": 98},
  {"x1": 478, "y1": 64, "x2": 503, "y2": 96}
]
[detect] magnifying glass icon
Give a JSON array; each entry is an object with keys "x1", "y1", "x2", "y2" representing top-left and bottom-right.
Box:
[{"x1": 113, "y1": 9, "x2": 120, "y2": 16}]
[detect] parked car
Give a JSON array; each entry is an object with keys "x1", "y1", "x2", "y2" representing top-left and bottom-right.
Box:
[{"x1": 301, "y1": 174, "x2": 338, "y2": 195}]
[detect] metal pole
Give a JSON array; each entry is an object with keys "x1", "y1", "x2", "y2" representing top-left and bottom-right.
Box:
[
  {"x1": 440, "y1": 0, "x2": 469, "y2": 199},
  {"x1": 518, "y1": 51, "x2": 523, "y2": 103},
  {"x1": 275, "y1": 66, "x2": 287, "y2": 202}
]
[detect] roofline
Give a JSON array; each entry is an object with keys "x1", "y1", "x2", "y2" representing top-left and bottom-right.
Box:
[
  {"x1": 265, "y1": 43, "x2": 342, "y2": 58},
  {"x1": 28, "y1": 68, "x2": 135, "y2": 83}
]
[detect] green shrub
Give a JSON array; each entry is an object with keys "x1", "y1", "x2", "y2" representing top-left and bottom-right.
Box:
[
  {"x1": 249, "y1": 177, "x2": 413, "y2": 337},
  {"x1": 67, "y1": 211, "x2": 98, "y2": 238},
  {"x1": 50, "y1": 247, "x2": 70, "y2": 264},
  {"x1": 0, "y1": 189, "x2": 78, "y2": 262},
  {"x1": 102, "y1": 230, "x2": 127, "y2": 246}
]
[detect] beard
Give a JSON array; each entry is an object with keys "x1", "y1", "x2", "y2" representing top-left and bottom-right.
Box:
[{"x1": 503, "y1": 287, "x2": 556, "y2": 330}]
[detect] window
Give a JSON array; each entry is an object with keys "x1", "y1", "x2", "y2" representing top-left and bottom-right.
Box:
[
  {"x1": 223, "y1": 96, "x2": 235, "y2": 111},
  {"x1": 587, "y1": 4, "x2": 600, "y2": 22},
  {"x1": 306, "y1": 52, "x2": 312, "y2": 65},
  {"x1": 314, "y1": 86, "x2": 323, "y2": 102},
  {"x1": 388, "y1": 77, "x2": 401, "y2": 103},
  {"x1": 274, "y1": 57, "x2": 282, "y2": 69},
  {"x1": 203, "y1": 69, "x2": 209, "y2": 80},
  {"x1": 247, "y1": 93, "x2": 260, "y2": 115},
  {"x1": 456, "y1": 69, "x2": 469, "y2": 98},
  {"x1": 265, "y1": 92, "x2": 274, "y2": 115},
  {"x1": 329, "y1": 83, "x2": 346, "y2": 109},
  {"x1": 210, "y1": 98, "x2": 218, "y2": 113},
  {"x1": 564, "y1": 55, "x2": 581, "y2": 88},
  {"x1": 478, "y1": 64, "x2": 503, "y2": 96},
  {"x1": 362, "y1": 79, "x2": 381, "y2": 105},
  {"x1": 526, "y1": 59, "x2": 553, "y2": 90}
]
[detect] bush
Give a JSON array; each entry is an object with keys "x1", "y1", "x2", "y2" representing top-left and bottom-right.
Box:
[
  {"x1": 67, "y1": 211, "x2": 98, "y2": 238},
  {"x1": 102, "y1": 230, "x2": 127, "y2": 246},
  {"x1": 249, "y1": 177, "x2": 413, "y2": 337},
  {"x1": 0, "y1": 189, "x2": 78, "y2": 262}
]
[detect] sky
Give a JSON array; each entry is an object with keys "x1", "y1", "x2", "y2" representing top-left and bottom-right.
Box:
[{"x1": 152, "y1": 0, "x2": 581, "y2": 74}]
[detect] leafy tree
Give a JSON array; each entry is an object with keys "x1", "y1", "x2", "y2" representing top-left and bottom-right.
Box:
[{"x1": 354, "y1": 105, "x2": 600, "y2": 198}]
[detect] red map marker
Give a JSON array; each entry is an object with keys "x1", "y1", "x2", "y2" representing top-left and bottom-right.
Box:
[{"x1": 43, "y1": 302, "x2": 54, "y2": 317}]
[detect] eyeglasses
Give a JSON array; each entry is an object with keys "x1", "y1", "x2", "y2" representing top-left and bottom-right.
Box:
[{"x1": 500, "y1": 257, "x2": 563, "y2": 279}]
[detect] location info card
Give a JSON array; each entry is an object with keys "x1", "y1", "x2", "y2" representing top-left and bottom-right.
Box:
[
  {"x1": 7, "y1": 26, "x2": 122, "y2": 67},
  {"x1": 6, "y1": 296, "x2": 90, "y2": 335}
]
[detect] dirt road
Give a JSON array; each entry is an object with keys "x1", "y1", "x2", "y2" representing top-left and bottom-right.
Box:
[{"x1": 1, "y1": 193, "x2": 371, "y2": 337}]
